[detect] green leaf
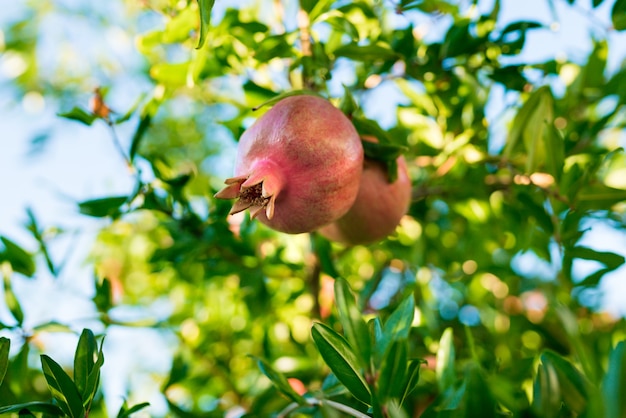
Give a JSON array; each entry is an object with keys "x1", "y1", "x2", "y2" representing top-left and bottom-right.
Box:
[
  {"x1": 41, "y1": 355, "x2": 86, "y2": 418},
  {"x1": 334, "y1": 278, "x2": 371, "y2": 369},
  {"x1": 369, "y1": 317, "x2": 384, "y2": 363},
  {"x1": 400, "y1": 359, "x2": 426, "y2": 405},
  {"x1": 504, "y1": 86, "x2": 553, "y2": 169},
  {"x1": 78, "y1": 196, "x2": 128, "y2": 218},
  {"x1": 464, "y1": 363, "x2": 498, "y2": 418},
  {"x1": 612, "y1": 0, "x2": 626, "y2": 30},
  {"x1": 117, "y1": 401, "x2": 151, "y2": 418},
  {"x1": 603, "y1": 341, "x2": 626, "y2": 418},
  {"x1": 251, "y1": 90, "x2": 321, "y2": 111},
  {"x1": 0, "y1": 337, "x2": 9, "y2": 387},
  {"x1": 532, "y1": 358, "x2": 562, "y2": 418},
  {"x1": 339, "y1": 85, "x2": 358, "y2": 117},
  {"x1": 311, "y1": 323, "x2": 371, "y2": 405},
  {"x1": 0, "y1": 402, "x2": 64, "y2": 416},
  {"x1": 377, "y1": 339, "x2": 408, "y2": 402},
  {"x1": 436, "y1": 328, "x2": 456, "y2": 392},
  {"x1": 577, "y1": 184, "x2": 626, "y2": 210},
  {"x1": 3, "y1": 272, "x2": 24, "y2": 325},
  {"x1": 540, "y1": 351, "x2": 590, "y2": 414},
  {"x1": 82, "y1": 336, "x2": 105, "y2": 410},
  {"x1": 94, "y1": 277, "x2": 113, "y2": 313},
  {"x1": 333, "y1": 43, "x2": 399, "y2": 61},
  {"x1": 361, "y1": 140, "x2": 407, "y2": 162},
  {"x1": 308, "y1": 0, "x2": 335, "y2": 23},
  {"x1": 252, "y1": 356, "x2": 306, "y2": 405},
  {"x1": 150, "y1": 62, "x2": 189, "y2": 86},
  {"x1": 163, "y1": 6, "x2": 197, "y2": 44},
  {"x1": 378, "y1": 295, "x2": 415, "y2": 360},
  {"x1": 499, "y1": 21, "x2": 543, "y2": 38},
  {"x1": 57, "y1": 106, "x2": 97, "y2": 126},
  {"x1": 569, "y1": 246, "x2": 625, "y2": 270},
  {"x1": 74, "y1": 329, "x2": 101, "y2": 407},
  {"x1": 196, "y1": 0, "x2": 215, "y2": 49},
  {"x1": 545, "y1": 123, "x2": 565, "y2": 181},
  {"x1": 310, "y1": 234, "x2": 339, "y2": 277},
  {"x1": 351, "y1": 115, "x2": 393, "y2": 143},
  {"x1": 323, "y1": 14, "x2": 360, "y2": 42},
  {"x1": 25, "y1": 208, "x2": 57, "y2": 275},
  {"x1": 0, "y1": 236, "x2": 35, "y2": 277},
  {"x1": 129, "y1": 111, "x2": 152, "y2": 162}
]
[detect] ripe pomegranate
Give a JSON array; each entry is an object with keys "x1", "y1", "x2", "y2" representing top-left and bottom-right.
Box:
[
  {"x1": 215, "y1": 95, "x2": 363, "y2": 234},
  {"x1": 318, "y1": 136, "x2": 412, "y2": 245}
]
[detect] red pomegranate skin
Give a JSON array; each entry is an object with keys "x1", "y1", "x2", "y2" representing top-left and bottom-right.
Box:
[
  {"x1": 215, "y1": 95, "x2": 363, "y2": 234},
  {"x1": 318, "y1": 137, "x2": 412, "y2": 245}
]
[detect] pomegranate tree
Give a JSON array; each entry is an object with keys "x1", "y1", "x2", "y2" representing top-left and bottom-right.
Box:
[
  {"x1": 215, "y1": 95, "x2": 363, "y2": 234},
  {"x1": 318, "y1": 136, "x2": 412, "y2": 245}
]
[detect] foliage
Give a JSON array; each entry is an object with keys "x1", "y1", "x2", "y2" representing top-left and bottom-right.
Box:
[{"x1": 1, "y1": 0, "x2": 626, "y2": 416}]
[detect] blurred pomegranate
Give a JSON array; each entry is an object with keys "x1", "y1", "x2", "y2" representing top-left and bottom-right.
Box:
[
  {"x1": 318, "y1": 136, "x2": 411, "y2": 245},
  {"x1": 215, "y1": 95, "x2": 363, "y2": 234}
]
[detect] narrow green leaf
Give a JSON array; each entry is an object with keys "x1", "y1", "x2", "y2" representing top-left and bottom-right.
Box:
[
  {"x1": 612, "y1": 0, "x2": 626, "y2": 30},
  {"x1": 361, "y1": 140, "x2": 407, "y2": 162},
  {"x1": 129, "y1": 113, "x2": 152, "y2": 163},
  {"x1": 603, "y1": 341, "x2": 626, "y2": 418},
  {"x1": 541, "y1": 350, "x2": 590, "y2": 414},
  {"x1": 57, "y1": 107, "x2": 97, "y2": 126},
  {"x1": 369, "y1": 317, "x2": 384, "y2": 364},
  {"x1": 251, "y1": 90, "x2": 321, "y2": 111},
  {"x1": 116, "y1": 402, "x2": 151, "y2": 418},
  {"x1": 400, "y1": 359, "x2": 426, "y2": 406},
  {"x1": 252, "y1": 356, "x2": 306, "y2": 405},
  {"x1": 0, "y1": 402, "x2": 64, "y2": 416},
  {"x1": 82, "y1": 337, "x2": 105, "y2": 410},
  {"x1": 94, "y1": 277, "x2": 113, "y2": 313},
  {"x1": 78, "y1": 196, "x2": 128, "y2": 218},
  {"x1": 377, "y1": 339, "x2": 408, "y2": 402},
  {"x1": 570, "y1": 246, "x2": 625, "y2": 270},
  {"x1": 504, "y1": 86, "x2": 551, "y2": 162},
  {"x1": 334, "y1": 278, "x2": 371, "y2": 369},
  {"x1": 196, "y1": 0, "x2": 215, "y2": 49},
  {"x1": 499, "y1": 21, "x2": 543, "y2": 38},
  {"x1": 0, "y1": 337, "x2": 10, "y2": 387},
  {"x1": 545, "y1": 124, "x2": 565, "y2": 181},
  {"x1": 323, "y1": 14, "x2": 360, "y2": 41},
  {"x1": 41, "y1": 355, "x2": 85, "y2": 418},
  {"x1": 311, "y1": 323, "x2": 371, "y2": 405},
  {"x1": 307, "y1": 0, "x2": 335, "y2": 22},
  {"x1": 465, "y1": 363, "x2": 498, "y2": 418},
  {"x1": 379, "y1": 295, "x2": 414, "y2": 360},
  {"x1": 25, "y1": 208, "x2": 56, "y2": 275},
  {"x1": 0, "y1": 236, "x2": 35, "y2": 277},
  {"x1": 532, "y1": 359, "x2": 562, "y2": 418},
  {"x1": 74, "y1": 329, "x2": 97, "y2": 402},
  {"x1": 339, "y1": 85, "x2": 358, "y2": 117},
  {"x1": 436, "y1": 328, "x2": 456, "y2": 392},
  {"x1": 333, "y1": 43, "x2": 399, "y2": 61},
  {"x1": 523, "y1": 89, "x2": 554, "y2": 173},
  {"x1": 3, "y1": 273, "x2": 24, "y2": 325}
]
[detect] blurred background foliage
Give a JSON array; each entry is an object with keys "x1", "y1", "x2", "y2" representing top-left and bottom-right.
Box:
[{"x1": 1, "y1": 0, "x2": 626, "y2": 416}]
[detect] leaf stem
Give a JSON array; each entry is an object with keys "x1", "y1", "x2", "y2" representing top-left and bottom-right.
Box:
[{"x1": 105, "y1": 121, "x2": 134, "y2": 173}]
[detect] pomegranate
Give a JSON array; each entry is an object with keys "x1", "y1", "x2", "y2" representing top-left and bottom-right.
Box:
[
  {"x1": 214, "y1": 95, "x2": 363, "y2": 234},
  {"x1": 318, "y1": 136, "x2": 412, "y2": 245}
]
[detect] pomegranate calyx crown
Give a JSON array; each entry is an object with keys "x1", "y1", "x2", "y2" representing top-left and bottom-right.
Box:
[{"x1": 214, "y1": 176, "x2": 277, "y2": 220}]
